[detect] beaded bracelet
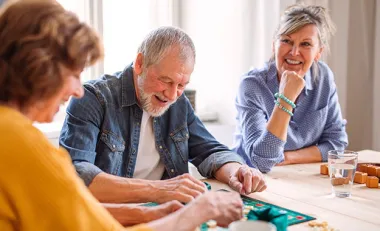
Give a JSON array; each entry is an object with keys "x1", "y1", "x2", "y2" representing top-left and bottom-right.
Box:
[
  {"x1": 274, "y1": 93, "x2": 296, "y2": 108},
  {"x1": 274, "y1": 100, "x2": 294, "y2": 116}
]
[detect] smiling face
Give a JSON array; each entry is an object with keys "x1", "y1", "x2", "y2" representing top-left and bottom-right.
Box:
[
  {"x1": 134, "y1": 47, "x2": 194, "y2": 117},
  {"x1": 31, "y1": 68, "x2": 84, "y2": 123},
  {"x1": 274, "y1": 24, "x2": 323, "y2": 79}
]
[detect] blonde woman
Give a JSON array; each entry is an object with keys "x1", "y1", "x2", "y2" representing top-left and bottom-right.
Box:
[{"x1": 233, "y1": 4, "x2": 348, "y2": 172}]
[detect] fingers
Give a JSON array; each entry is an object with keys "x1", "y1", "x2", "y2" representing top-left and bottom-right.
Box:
[
  {"x1": 170, "y1": 192, "x2": 194, "y2": 203},
  {"x1": 213, "y1": 191, "x2": 243, "y2": 227},
  {"x1": 229, "y1": 176, "x2": 244, "y2": 194},
  {"x1": 180, "y1": 173, "x2": 208, "y2": 192},
  {"x1": 241, "y1": 166, "x2": 252, "y2": 194},
  {"x1": 165, "y1": 200, "x2": 184, "y2": 212},
  {"x1": 234, "y1": 166, "x2": 267, "y2": 194},
  {"x1": 177, "y1": 183, "x2": 203, "y2": 200}
]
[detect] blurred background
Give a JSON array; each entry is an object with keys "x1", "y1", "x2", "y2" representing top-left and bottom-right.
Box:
[{"x1": 1, "y1": 0, "x2": 379, "y2": 152}]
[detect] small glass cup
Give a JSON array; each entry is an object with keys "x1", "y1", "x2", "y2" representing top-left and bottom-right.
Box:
[
  {"x1": 229, "y1": 220, "x2": 277, "y2": 231},
  {"x1": 328, "y1": 150, "x2": 358, "y2": 198}
]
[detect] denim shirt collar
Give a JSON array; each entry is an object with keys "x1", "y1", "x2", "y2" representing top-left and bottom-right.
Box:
[
  {"x1": 266, "y1": 61, "x2": 313, "y2": 96},
  {"x1": 121, "y1": 63, "x2": 138, "y2": 107}
]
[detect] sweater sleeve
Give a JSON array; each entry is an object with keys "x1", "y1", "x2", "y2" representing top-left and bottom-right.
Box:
[{"x1": 0, "y1": 118, "x2": 153, "y2": 231}]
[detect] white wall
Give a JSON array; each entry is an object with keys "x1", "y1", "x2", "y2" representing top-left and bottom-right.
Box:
[{"x1": 179, "y1": 0, "x2": 296, "y2": 125}]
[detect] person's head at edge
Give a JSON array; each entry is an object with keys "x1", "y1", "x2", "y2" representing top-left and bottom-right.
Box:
[
  {"x1": 132, "y1": 26, "x2": 196, "y2": 117},
  {"x1": 0, "y1": 0, "x2": 103, "y2": 123},
  {"x1": 271, "y1": 4, "x2": 335, "y2": 80}
]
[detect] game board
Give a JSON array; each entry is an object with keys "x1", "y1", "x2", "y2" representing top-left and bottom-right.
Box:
[{"x1": 143, "y1": 188, "x2": 315, "y2": 230}]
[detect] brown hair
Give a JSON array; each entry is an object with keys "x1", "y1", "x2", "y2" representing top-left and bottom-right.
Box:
[{"x1": 0, "y1": 0, "x2": 103, "y2": 108}]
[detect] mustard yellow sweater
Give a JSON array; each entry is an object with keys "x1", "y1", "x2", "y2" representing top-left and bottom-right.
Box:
[{"x1": 0, "y1": 106, "x2": 152, "y2": 231}]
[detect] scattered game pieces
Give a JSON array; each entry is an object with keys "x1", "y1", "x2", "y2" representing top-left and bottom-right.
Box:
[
  {"x1": 308, "y1": 221, "x2": 339, "y2": 231},
  {"x1": 354, "y1": 171, "x2": 368, "y2": 184},
  {"x1": 243, "y1": 208, "x2": 250, "y2": 215},
  {"x1": 366, "y1": 176, "x2": 379, "y2": 188},
  {"x1": 320, "y1": 164, "x2": 329, "y2": 175},
  {"x1": 206, "y1": 220, "x2": 217, "y2": 228}
]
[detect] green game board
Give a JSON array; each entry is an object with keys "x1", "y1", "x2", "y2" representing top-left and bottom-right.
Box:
[{"x1": 142, "y1": 184, "x2": 315, "y2": 230}]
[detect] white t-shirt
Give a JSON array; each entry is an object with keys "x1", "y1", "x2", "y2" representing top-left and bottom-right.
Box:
[{"x1": 133, "y1": 110, "x2": 165, "y2": 180}]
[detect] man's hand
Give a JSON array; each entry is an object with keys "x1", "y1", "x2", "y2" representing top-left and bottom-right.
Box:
[
  {"x1": 187, "y1": 191, "x2": 243, "y2": 228},
  {"x1": 228, "y1": 165, "x2": 267, "y2": 195},
  {"x1": 151, "y1": 173, "x2": 207, "y2": 203}
]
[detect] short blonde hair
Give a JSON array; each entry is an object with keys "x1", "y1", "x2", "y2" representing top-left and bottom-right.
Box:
[{"x1": 274, "y1": 4, "x2": 336, "y2": 54}]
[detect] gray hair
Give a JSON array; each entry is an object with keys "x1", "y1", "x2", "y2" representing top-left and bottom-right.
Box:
[
  {"x1": 137, "y1": 26, "x2": 196, "y2": 69},
  {"x1": 271, "y1": 4, "x2": 336, "y2": 78},
  {"x1": 274, "y1": 4, "x2": 336, "y2": 54}
]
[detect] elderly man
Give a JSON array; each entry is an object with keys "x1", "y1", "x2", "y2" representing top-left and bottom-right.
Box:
[{"x1": 60, "y1": 26, "x2": 266, "y2": 225}]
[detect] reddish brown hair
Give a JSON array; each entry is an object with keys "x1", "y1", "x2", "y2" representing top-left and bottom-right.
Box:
[{"x1": 0, "y1": 0, "x2": 103, "y2": 108}]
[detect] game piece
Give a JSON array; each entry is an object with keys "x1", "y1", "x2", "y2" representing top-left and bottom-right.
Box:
[
  {"x1": 320, "y1": 164, "x2": 329, "y2": 175},
  {"x1": 243, "y1": 208, "x2": 250, "y2": 215},
  {"x1": 244, "y1": 205, "x2": 254, "y2": 210},
  {"x1": 331, "y1": 177, "x2": 348, "y2": 186},
  {"x1": 206, "y1": 220, "x2": 217, "y2": 228},
  {"x1": 354, "y1": 171, "x2": 368, "y2": 184},
  {"x1": 240, "y1": 217, "x2": 248, "y2": 221},
  {"x1": 357, "y1": 164, "x2": 368, "y2": 173},
  {"x1": 366, "y1": 176, "x2": 379, "y2": 188},
  {"x1": 367, "y1": 165, "x2": 380, "y2": 176},
  {"x1": 308, "y1": 221, "x2": 317, "y2": 227}
]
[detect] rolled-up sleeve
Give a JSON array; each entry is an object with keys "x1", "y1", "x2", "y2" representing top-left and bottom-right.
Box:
[
  {"x1": 234, "y1": 77, "x2": 285, "y2": 173},
  {"x1": 59, "y1": 84, "x2": 104, "y2": 186},
  {"x1": 317, "y1": 73, "x2": 348, "y2": 161}
]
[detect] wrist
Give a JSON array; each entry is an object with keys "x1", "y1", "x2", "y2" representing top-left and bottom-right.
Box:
[
  {"x1": 123, "y1": 178, "x2": 158, "y2": 202},
  {"x1": 214, "y1": 162, "x2": 242, "y2": 184}
]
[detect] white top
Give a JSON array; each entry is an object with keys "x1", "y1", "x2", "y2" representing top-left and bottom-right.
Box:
[{"x1": 133, "y1": 110, "x2": 165, "y2": 180}]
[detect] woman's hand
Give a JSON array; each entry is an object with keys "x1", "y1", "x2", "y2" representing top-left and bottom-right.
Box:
[{"x1": 279, "y1": 70, "x2": 305, "y2": 102}]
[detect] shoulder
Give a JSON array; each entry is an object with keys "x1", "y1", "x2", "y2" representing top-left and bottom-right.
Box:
[
  {"x1": 83, "y1": 71, "x2": 124, "y2": 105},
  {"x1": 237, "y1": 62, "x2": 273, "y2": 101},
  {"x1": 0, "y1": 112, "x2": 53, "y2": 168}
]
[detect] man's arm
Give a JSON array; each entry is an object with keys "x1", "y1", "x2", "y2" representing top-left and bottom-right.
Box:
[{"x1": 89, "y1": 172, "x2": 206, "y2": 204}]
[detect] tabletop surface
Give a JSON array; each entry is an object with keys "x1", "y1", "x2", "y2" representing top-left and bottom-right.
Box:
[{"x1": 200, "y1": 150, "x2": 380, "y2": 231}]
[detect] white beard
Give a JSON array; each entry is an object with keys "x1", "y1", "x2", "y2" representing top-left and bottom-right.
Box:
[{"x1": 137, "y1": 73, "x2": 177, "y2": 117}]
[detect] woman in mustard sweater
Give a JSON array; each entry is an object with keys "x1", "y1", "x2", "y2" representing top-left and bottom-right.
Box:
[{"x1": 0, "y1": 1, "x2": 243, "y2": 231}]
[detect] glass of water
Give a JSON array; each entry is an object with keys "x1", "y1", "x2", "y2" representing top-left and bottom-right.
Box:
[{"x1": 328, "y1": 150, "x2": 358, "y2": 198}]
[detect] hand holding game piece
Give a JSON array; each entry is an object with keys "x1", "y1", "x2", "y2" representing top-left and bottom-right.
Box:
[
  {"x1": 228, "y1": 165, "x2": 267, "y2": 195},
  {"x1": 151, "y1": 173, "x2": 207, "y2": 203},
  {"x1": 195, "y1": 191, "x2": 244, "y2": 227}
]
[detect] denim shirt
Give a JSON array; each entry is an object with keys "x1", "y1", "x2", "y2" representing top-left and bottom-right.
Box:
[
  {"x1": 60, "y1": 64, "x2": 245, "y2": 186},
  {"x1": 232, "y1": 61, "x2": 348, "y2": 173}
]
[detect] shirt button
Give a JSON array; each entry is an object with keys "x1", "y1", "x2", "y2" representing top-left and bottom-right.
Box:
[
  {"x1": 171, "y1": 169, "x2": 174, "y2": 173},
  {"x1": 153, "y1": 119, "x2": 156, "y2": 123},
  {"x1": 159, "y1": 146, "x2": 162, "y2": 149},
  {"x1": 132, "y1": 149, "x2": 136, "y2": 154},
  {"x1": 112, "y1": 145, "x2": 116, "y2": 149}
]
